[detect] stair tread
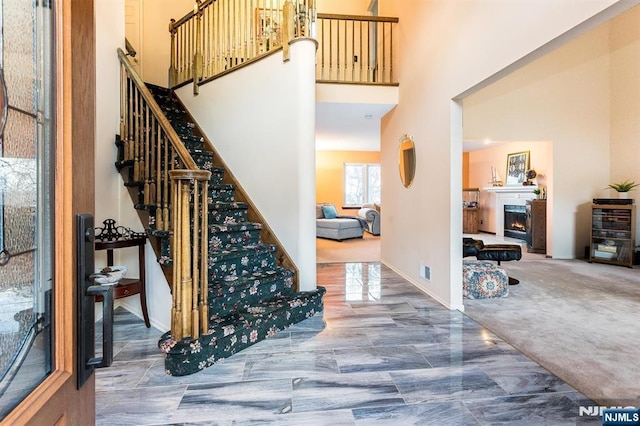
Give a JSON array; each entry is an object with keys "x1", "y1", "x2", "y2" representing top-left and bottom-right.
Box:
[
  {"x1": 209, "y1": 266, "x2": 292, "y2": 287},
  {"x1": 209, "y1": 201, "x2": 248, "y2": 209},
  {"x1": 210, "y1": 183, "x2": 235, "y2": 190},
  {"x1": 209, "y1": 222, "x2": 262, "y2": 232},
  {"x1": 159, "y1": 286, "x2": 325, "y2": 354},
  {"x1": 209, "y1": 243, "x2": 276, "y2": 260}
]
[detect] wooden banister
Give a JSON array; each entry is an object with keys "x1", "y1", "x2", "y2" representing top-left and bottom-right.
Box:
[{"x1": 118, "y1": 48, "x2": 211, "y2": 341}]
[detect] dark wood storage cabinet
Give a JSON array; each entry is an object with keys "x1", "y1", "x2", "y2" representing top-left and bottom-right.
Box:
[
  {"x1": 463, "y1": 188, "x2": 480, "y2": 234},
  {"x1": 526, "y1": 199, "x2": 546, "y2": 254},
  {"x1": 590, "y1": 204, "x2": 636, "y2": 267},
  {"x1": 463, "y1": 207, "x2": 480, "y2": 234}
]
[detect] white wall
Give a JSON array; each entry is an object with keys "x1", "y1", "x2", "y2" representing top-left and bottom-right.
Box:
[
  {"x1": 610, "y1": 6, "x2": 640, "y2": 240},
  {"x1": 317, "y1": 0, "x2": 370, "y2": 14},
  {"x1": 464, "y1": 22, "x2": 613, "y2": 259},
  {"x1": 141, "y1": 0, "x2": 193, "y2": 87},
  {"x1": 96, "y1": 0, "x2": 173, "y2": 331},
  {"x1": 377, "y1": 0, "x2": 633, "y2": 310},
  {"x1": 176, "y1": 41, "x2": 318, "y2": 291}
]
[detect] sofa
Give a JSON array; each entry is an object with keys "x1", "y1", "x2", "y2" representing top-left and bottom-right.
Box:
[
  {"x1": 358, "y1": 204, "x2": 380, "y2": 236},
  {"x1": 316, "y1": 203, "x2": 365, "y2": 241}
]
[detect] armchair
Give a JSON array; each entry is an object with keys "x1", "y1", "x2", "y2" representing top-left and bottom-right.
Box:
[{"x1": 358, "y1": 205, "x2": 380, "y2": 236}]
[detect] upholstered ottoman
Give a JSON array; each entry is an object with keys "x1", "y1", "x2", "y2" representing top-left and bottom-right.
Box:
[
  {"x1": 316, "y1": 218, "x2": 364, "y2": 241},
  {"x1": 463, "y1": 238, "x2": 522, "y2": 284},
  {"x1": 462, "y1": 260, "x2": 509, "y2": 299}
]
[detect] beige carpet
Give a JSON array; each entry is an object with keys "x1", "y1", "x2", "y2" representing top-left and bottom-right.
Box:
[
  {"x1": 464, "y1": 257, "x2": 640, "y2": 405},
  {"x1": 316, "y1": 233, "x2": 380, "y2": 263}
]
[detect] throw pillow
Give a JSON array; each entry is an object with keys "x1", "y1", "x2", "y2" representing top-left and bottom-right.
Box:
[
  {"x1": 316, "y1": 204, "x2": 324, "y2": 219},
  {"x1": 322, "y1": 204, "x2": 338, "y2": 219}
]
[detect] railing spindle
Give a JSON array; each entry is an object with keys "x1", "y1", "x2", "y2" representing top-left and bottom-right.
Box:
[{"x1": 120, "y1": 46, "x2": 211, "y2": 343}]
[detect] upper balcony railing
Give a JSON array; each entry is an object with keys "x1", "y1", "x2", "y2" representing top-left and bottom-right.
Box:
[
  {"x1": 170, "y1": 0, "x2": 315, "y2": 91},
  {"x1": 316, "y1": 14, "x2": 398, "y2": 85},
  {"x1": 168, "y1": 1, "x2": 398, "y2": 90}
]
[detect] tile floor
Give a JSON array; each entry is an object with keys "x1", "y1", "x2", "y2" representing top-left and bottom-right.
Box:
[{"x1": 95, "y1": 262, "x2": 599, "y2": 425}]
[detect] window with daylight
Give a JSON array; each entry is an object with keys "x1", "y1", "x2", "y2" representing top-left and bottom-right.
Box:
[{"x1": 343, "y1": 163, "x2": 381, "y2": 207}]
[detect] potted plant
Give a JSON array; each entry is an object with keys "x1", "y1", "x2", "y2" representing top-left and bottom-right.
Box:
[
  {"x1": 532, "y1": 188, "x2": 542, "y2": 199},
  {"x1": 608, "y1": 179, "x2": 639, "y2": 198}
]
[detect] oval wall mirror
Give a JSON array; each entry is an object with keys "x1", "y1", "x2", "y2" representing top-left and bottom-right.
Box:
[{"x1": 398, "y1": 134, "x2": 416, "y2": 188}]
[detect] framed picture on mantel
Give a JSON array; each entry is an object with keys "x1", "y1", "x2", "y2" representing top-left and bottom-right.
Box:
[{"x1": 506, "y1": 151, "x2": 530, "y2": 186}]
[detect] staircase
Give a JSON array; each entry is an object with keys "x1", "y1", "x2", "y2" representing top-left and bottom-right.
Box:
[{"x1": 116, "y1": 84, "x2": 325, "y2": 376}]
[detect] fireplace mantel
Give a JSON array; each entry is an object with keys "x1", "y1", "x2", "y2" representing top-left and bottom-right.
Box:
[
  {"x1": 483, "y1": 186, "x2": 537, "y2": 237},
  {"x1": 484, "y1": 186, "x2": 538, "y2": 194}
]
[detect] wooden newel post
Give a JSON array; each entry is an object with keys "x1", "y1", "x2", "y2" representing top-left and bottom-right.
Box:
[
  {"x1": 282, "y1": 0, "x2": 295, "y2": 61},
  {"x1": 169, "y1": 169, "x2": 211, "y2": 341},
  {"x1": 193, "y1": 1, "x2": 203, "y2": 95}
]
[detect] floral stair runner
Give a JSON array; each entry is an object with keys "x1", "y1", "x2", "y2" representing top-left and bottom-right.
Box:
[{"x1": 117, "y1": 84, "x2": 324, "y2": 376}]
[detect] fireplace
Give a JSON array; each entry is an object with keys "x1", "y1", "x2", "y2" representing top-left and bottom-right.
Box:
[
  {"x1": 484, "y1": 186, "x2": 537, "y2": 237},
  {"x1": 504, "y1": 204, "x2": 527, "y2": 239}
]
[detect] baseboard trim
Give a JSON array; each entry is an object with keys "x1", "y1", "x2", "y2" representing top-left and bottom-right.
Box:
[{"x1": 381, "y1": 258, "x2": 464, "y2": 312}]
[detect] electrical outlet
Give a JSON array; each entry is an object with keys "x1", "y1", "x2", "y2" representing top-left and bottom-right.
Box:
[{"x1": 419, "y1": 264, "x2": 431, "y2": 281}]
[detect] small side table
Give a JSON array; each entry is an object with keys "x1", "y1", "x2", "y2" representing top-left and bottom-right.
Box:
[{"x1": 94, "y1": 220, "x2": 150, "y2": 328}]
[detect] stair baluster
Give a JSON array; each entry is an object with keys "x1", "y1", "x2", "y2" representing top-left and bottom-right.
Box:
[{"x1": 118, "y1": 47, "x2": 325, "y2": 377}]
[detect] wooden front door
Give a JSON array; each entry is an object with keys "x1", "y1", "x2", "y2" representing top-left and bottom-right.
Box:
[{"x1": 0, "y1": 0, "x2": 96, "y2": 424}]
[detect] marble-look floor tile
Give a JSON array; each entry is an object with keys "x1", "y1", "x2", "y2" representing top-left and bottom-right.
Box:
[
  {"x1": 138, "y1": 356, "x2": 247, "y2": 387},
  {"x1": 334, "y1": 345, "x2": 431, "y2": 373},
  {"x1": 108, "y1": 308, "x2": 164, "y2": 339},
  {"x1": 95, "y1": 262, "x2": 597, "y2": 425},
  {"x1": 113, "y1": 338, "x2": 165, "y2": 362},
  {"x1": 95, "y1": 359, "x2": 156, "y2": 390},
  {"x1": 290, "y1": 328, "x2": 372, "y2": 351},
  {"x1": 390, "y1": 310, "x2": 476, "y2": 328},
  {"x1": 348, "y1": 302, "x2": 418, "y2": 315},
  {"x1": 463, "y1": 393, "x2": 601, "y2": 425},
  {"x1": 417, "y1": 339, "x2": 530, "y2": 369},
  {"x1": 481, "y1": 363, "x2": 575, "y2": 395},
  {"x1": 231, "y1": 409, "x2": 356, "y2": 425},
  {"x1": 366, "y1": 326, "x2": 452, "y2": 346},
  {"x1": 291, "y1": 372, "x2": 404, "y2": 413},
  {"x1": 324, "y1": 314, "x2": 397, "y2": 329},
  {"x1": 243, "y1": 350, "x2": 340, "y2": 380},
  {"x1": 95, "y1": 384, "x2": 187, "y2": 426},
  {"x1": 390, "y1": 367, "x2": 507, "y2": 403},
  {"x1": 175, "y1": 379, "x2": 292, "y2": 420},
  {"x1": 353, "y1": 400, "x2": 481, "y2": 425}
]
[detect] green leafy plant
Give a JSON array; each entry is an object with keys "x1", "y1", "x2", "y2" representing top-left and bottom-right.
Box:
[
  {"x1": 608, "y1": 180, "x2": 640, "y2": 192},
  {"x1": 532, "y1": 188, "x2": 541, "y2": 195}
]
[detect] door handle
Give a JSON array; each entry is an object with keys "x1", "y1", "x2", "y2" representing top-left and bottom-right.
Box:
[
  {"x1": 77, "y1": 213, "x2": 114, "y2": 389},
  {"x1": 86, "y1": 279, "x2": 113, "y2": 368}
]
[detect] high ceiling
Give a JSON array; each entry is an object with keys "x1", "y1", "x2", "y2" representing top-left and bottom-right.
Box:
[
  {"x1": 315, "y1": 102, "x2": 396, "y2": 152},
  {"x1": 315, "y1": 101, "x2": 509, "y2": 153}
]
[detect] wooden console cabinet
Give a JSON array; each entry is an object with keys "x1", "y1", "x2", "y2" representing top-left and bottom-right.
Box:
[
  {"x1": 463, "y1": 188, "x2": 480, "y2": 234},
  {"x1": 463, "y1": 207, "x2": 480, "y2": 234},
  {"x1": 526, "y1": 199, "x2": 546, "y2": 254},
  {"x1": 590, "y1": 204, "x2": 635, "y2": 267},
  {"x1": 95, "y1": 235, "x2": 150, "y2": 327}
]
